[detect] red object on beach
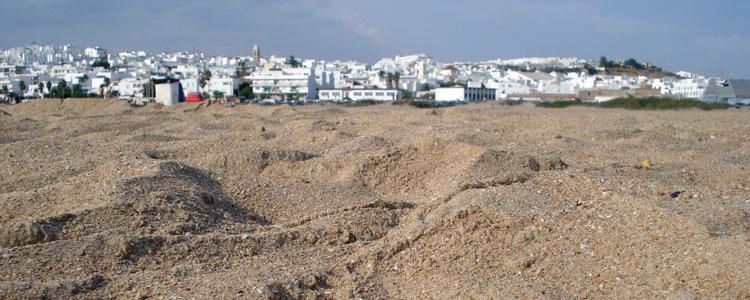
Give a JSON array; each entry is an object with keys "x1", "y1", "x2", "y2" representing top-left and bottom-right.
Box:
[{"x1": 185, "y1": 93, "x2": 203, "y2": 102}]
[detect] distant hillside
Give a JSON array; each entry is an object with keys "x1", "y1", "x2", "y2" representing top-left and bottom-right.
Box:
[
  {"x1": 599, "y1": 57, "x2": 678, "y2": 78},
  {"x1": 502, "y1": 56, "x2": 679, "y2": 78}
]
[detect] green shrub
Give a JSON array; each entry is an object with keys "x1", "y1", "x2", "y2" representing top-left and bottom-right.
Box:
[
  {"x1": 342, "y1": 100, "x2": 381, "y2": 107},
  {"x1": 535, "y1": 97, "x2": 729, "y2": 110}
]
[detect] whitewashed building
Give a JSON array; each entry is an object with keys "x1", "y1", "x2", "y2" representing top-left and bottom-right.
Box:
[
  {"x1": 318, "y1": 88, "x2": 400, "y2": 102},
  {"x1": 435, "y1": 87, "x2": 466, "y2": 102},
  {"x1": 155, "y1": 81, "x2": 180, "y2": 106},
  {"x1": 248, "y1": 67, "x2": 321, "y2": 100},
  {"x1": 180, "y1": 77, "x2": 200, "y2": 95},
  {"x1": 84, "y1": 47, "x2": 106, "y2": 58},
  {"x1": 50, "y1": 65, "x2": 77, "y2": 79},
  {"x1": 205, "y1": 77, "x2": 238, "y2": 98},
  {"x1": 672, "y1": 78, "x2": 708, "y2": 99},
  {"x1": 116, "y1": 77, "x2": 147, "y2": 97}
]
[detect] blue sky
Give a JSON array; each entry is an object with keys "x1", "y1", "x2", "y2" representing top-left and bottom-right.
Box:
[{"x1": 1, "y1": 0, "x2": 748, "y2": 77}]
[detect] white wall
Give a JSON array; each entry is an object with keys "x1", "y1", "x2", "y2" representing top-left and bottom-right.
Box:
[
  {"x1": 318, "y1": 89, "x2": 400, "y2": 102},
  {"x1": 205, "y1": 77, "x2": 237, "y2": 97},
  {"x1": 435, "y1": 87, "x2": 465, "y2": 102},
  {"x1": 155, "y1": 82, "x2": 180, "y2": 106},
  {"x1": 116, "y1": 78, "x2": 149, "y2": 97},
  {"x1": 180, "y1": 78, "x2": 200, "y2": 94}
]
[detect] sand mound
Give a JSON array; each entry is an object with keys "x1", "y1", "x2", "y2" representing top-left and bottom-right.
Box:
[
  {"x1": 1, "y1": 161, "x2": 261, "y2": 249},
  {"x1": 0, "y1": 101, "x2": 748, "y2": 299},
  {"x1": 4, "y1": 98, "x2": 131, "y2": 117},
  {"x1": 209, "y1": 147, "x2": 317, "y2": 176}
]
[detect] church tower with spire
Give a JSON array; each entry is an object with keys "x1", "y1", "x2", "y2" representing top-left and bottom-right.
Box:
[{"x1": 252, "y1": 44, "x2": 260, "y2": 62}]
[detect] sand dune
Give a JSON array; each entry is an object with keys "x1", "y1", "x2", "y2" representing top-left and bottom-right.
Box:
[{"x1": 0, "y1": 98, "x2": 748, "y2": 299}]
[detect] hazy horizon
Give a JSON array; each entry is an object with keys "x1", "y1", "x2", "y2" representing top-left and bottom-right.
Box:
[{"x1": 1, "y1": 0, "x2": 748, "y2": 78}]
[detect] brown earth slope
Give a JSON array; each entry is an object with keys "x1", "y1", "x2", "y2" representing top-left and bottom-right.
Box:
[{"x1": 0, "y1": 98, "x2": 748, "y2": 299}]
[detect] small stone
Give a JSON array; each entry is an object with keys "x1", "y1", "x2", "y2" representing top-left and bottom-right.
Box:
[
  {"x1": 241, "y1": 234, "x2": 250, "y2": 240},
  {"x1": 2, "y1": 254, "x2": 12, "y2": 259},
  {"x1": 669, "y1": 191, "x2": 684, "y2": 198},
  {"x1": 641, "y1": 160, "x2": 651, "y2": 168}
]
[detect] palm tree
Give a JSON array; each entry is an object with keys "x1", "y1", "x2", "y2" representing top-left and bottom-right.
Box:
[
  {"x1": 106, "y1": 77, "x2": 112, "y2": 98},
  {"x1": 58, "y1": 80, "x2": 67, "y2": 100},
  {"x1": 79, "y1": 74, "x2": 89, "y2": 86},
  {"x1": 393, "y1": 72, "x2": 401, "y2": 90},
  {"x1": 38, "y1": 83, "x2": 44, "y2": 98},
  {"x1": 386, "y1": 73, "x2": 393, "y2": 89},
  {"x1": 288, "y1": 55, "x2": 299, "y2": 68},
  {"x1": 19, "y1": 81, "x2": 26, "y2": 96},
  {"x1": 46, "y1": 82, "x2": 52, "y2": 96},
  {"x1": 200, "y1": 70, "x2": 212, "y2": 90},
  {"x1": 235, "y1": 60, "x2": 248, "y2": 77}
]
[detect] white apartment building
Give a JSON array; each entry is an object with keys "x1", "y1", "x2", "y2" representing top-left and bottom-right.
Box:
[
  {"x1": 436, "y1": 84, "x2": 498, "y2": 102},
  {"x1": 116, "y1": 77, "x2": 147, "y2": 97},
  {"x1": 318, "y1": 88, "x2": 400, "y2": 102},
  {"x1": 180, "y1": 77, "x2": 200, "y2": 95},
  {"x1": 0, "y1": 78, "x2": 20, "y2": 94},
  {"x1": 172, "y1": 65, "x2": 200, "y2": 78},
  {"x1": 51, "y1": 65, "x2": 78, "y2": 78},
  {"x1": 91, "y1": 75, "x2": 109, "y2": 91},
  {"x1": 84, "y1": 47, "x2": 106, "y2": 58},
  {"x1": 538, "y1": 81, "x2": 576, "y2": 94},
  {"x1": 205, "y1": 77, "x2": 239, "y2": 98},
  {"x1": 672, "y1": 78, "x2": 708, "y2": 99},
  {"x1": 248, "y1": 68, "x2": 319, "y2": 100},
  {"x1": 651, "y1": 78, "x2": 675, "y2": 94}
]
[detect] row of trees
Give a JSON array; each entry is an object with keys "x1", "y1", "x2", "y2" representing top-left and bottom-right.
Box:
[
  {"x1": 377, "y1": 71, "x2": 401, "y2": 89},
  {"x1": 599, "y1": 56, "x2": 645, "y2": 70},
  {"x1": 2, "y1": 74, "x2": 111, "y2": 100},
  {"x1": 91, "y1": 55, "x2": 111, "y2": 69},
  {"x1": 41, "y1": 79, "x2": 108, "y2": 99}
]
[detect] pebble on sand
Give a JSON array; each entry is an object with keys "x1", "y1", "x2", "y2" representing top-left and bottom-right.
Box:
[{"x1": 641, "y1": 160, "x2": 651, "y2": 168}]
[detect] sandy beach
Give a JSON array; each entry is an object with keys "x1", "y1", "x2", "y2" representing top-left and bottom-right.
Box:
[{"x1": 1, "y1": 98, "x2": 748, "y2": 299}]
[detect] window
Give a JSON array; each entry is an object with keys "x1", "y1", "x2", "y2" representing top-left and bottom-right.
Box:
[
  {"x1": 321, "y1": 92, "x2": 329, "y2": 96},
  {"x1": 332, "y1": 92, "x2": 340, "y2": 97},
  {"x1": 376, "y1": 92, "x2": 384, "y2": 96},
  {"x1": 364, "y1": 92, "x2": 373, "y2": 96},
  {"x1": 387, "y1": 92, "x2": 395, "y2": 96},
  {"x1": 353, "y1": 92, "x2": 362, "y2": 96}
]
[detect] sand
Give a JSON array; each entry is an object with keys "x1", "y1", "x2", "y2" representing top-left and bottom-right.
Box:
[{"x1": 0, "y1": 98, "x2": 748, "y2": 299}]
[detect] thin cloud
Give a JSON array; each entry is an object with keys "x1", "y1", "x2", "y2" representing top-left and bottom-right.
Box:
[
  {"x1": 354, "y1": 24, "x2": 387, "y2": 42},
  {"x1": 693, "y1": 34, "x2": 749, "y2": 49}
]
